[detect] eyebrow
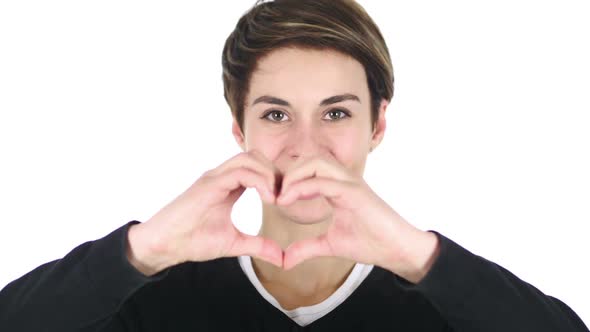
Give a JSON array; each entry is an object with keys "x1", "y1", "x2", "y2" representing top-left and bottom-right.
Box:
[{"x1": 251, "y1": 93, "x2": 361, "y2": 107}]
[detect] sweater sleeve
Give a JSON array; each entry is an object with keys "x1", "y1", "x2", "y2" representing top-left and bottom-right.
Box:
[
  {"x1": 396, "y1": 230, "x2": 589, "y2": 331},
  {"x1": 0, "y1": 220, "x2": 169, "y2": 331}
]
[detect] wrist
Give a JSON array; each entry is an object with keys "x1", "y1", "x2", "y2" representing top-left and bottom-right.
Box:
[
  {"x1": 388, "y1": 228, "x2": 441, "y2": 284},
  {"x1": 126, "y1": 223, "x2": 175, "y2": 277}
]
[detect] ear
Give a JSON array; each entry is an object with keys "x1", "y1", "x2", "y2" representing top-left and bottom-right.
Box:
[
  {"x1": 370, "y1": 99, "x2": 388, "y2": 153},
  {"x1": 232, "y1": 118, "x2": 246, "y2": 152}
]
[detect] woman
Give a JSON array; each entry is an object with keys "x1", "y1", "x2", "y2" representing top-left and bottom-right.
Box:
[{"x1": 0, "y1": 0, "x2": 588, "y2": 331}]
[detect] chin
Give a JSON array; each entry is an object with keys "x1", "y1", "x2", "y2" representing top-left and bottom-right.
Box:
[{"x1": 278, "y1": 196, "x2": 333, "y2": 225}]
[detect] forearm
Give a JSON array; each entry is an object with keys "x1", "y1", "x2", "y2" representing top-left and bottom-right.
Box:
[
  {"x1": 0, "y1": 221, "x2": 165, "y2": 331},
  {"x1": 392, "y1": 231, "x2": 589, "y2": 331}
]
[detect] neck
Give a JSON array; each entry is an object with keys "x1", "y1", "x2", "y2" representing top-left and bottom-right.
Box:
[{"x1": 252, "y1": 202, "x2": 356, "y2": 296}]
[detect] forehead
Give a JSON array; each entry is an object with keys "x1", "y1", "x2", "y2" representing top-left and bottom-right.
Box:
[{"x1": 246, "y1": 47, "x2": 369, "y2": 106}]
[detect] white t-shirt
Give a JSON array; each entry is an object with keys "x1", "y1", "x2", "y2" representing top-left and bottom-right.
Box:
[{"x1": 237, "y1": 255, "x2": 374, "y2": 326}]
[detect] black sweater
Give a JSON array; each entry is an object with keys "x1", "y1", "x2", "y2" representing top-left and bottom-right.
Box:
[{"x1": 0, "y1": 220, "x2": 588, "y2": 331}]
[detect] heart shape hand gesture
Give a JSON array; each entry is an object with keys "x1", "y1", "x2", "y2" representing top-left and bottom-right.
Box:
[{"x1": 127, "y1": 150, "x2": 440, "y2": 283}]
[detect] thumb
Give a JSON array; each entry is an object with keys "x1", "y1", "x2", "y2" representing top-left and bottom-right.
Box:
[
  {"x1": 283, "y1": 234, "x2": 334, "y2": 270},
  {"x1": 226, "y1": 231, "x2": 284, "y2": 268}
]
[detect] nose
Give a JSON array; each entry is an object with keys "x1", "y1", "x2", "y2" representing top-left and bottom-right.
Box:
[{"x1": 285, "y1": 121, "x2": 327, "y2": 160}]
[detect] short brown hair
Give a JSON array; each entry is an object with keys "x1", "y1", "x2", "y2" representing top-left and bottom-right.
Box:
[{"x1": 222, "y1": 0, "x2": 394, "y2": 134}]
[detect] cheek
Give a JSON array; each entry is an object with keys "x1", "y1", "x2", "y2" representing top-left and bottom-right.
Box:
[
  {"x1": 332, "y1": 125, "x2": 368, "y2": 151},
  {"x1": 335, "y1": 127, "x2": 371, "y2": 171},
  {"x1": 245, "y1": 131, "x2": 284, "y2": 156},
  {"x1": 336, "y1": 138, "x2": 368, "y2": 171}
]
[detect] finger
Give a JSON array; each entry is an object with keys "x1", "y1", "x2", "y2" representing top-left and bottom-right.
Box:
[
  {"x1": 227, "y1": 231, "x2": 284, "y2": 268},
  {"x1": 208, "y1": 150, "x2": 280, "y2": 196},
  {"x1": 211, "y1": 167, "x2": 276, "y2": 204},
  {"x1": 283, "y1": 234, "x2": 334, "y2": 270},
  {"x1": 249, "y1": 149, "x2": 284, "y2": 197},
  {"x1": 225, "y1": 185, "x2": 246, "y2": 206},
  {"x1": 280, "y1": 157, "x2": 351, "y2": 197},
  {"x1": 277, "y1": 177, "x2": 355, "y2": 207}
]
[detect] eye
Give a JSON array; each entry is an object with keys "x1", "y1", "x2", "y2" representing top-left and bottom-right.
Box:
[
  {"x1": 323, "y1": 108, "x2": 350, "y2": 121},
  {"x1": 261, "y1": 110, "x2": 289, "y2": 123},
  {"x1": 260, "y1": 108, "x2": 351, "y2": 123}
]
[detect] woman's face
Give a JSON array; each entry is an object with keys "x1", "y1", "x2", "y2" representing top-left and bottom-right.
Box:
[{"x1": 233, "y1": 47, "x2": 387, "y2": 223}]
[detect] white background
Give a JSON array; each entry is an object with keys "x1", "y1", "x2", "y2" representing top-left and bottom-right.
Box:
[{"x1": 0, "y1": 0, "x2": 588, "y2": 326}]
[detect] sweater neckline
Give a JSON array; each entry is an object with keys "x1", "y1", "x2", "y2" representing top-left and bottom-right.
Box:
[{"x1": 232, "y1": 255, "x2": 377, "y2": 327}]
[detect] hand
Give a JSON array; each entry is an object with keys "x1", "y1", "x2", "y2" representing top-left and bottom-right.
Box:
[
  {"x1": 276, "y1": 155, "x2": 440, "y2": 283},
  {"x1": 127, "y1": 150, "x2": 284, "y2": 276}
]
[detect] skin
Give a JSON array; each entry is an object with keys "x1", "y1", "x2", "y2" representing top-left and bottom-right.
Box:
[
  {"x1": 232, "y1": 47, "x2": 440, "y2": 309},
  {"x1": 125, "y1": 46, "x2": 439, "y2": 311}
]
